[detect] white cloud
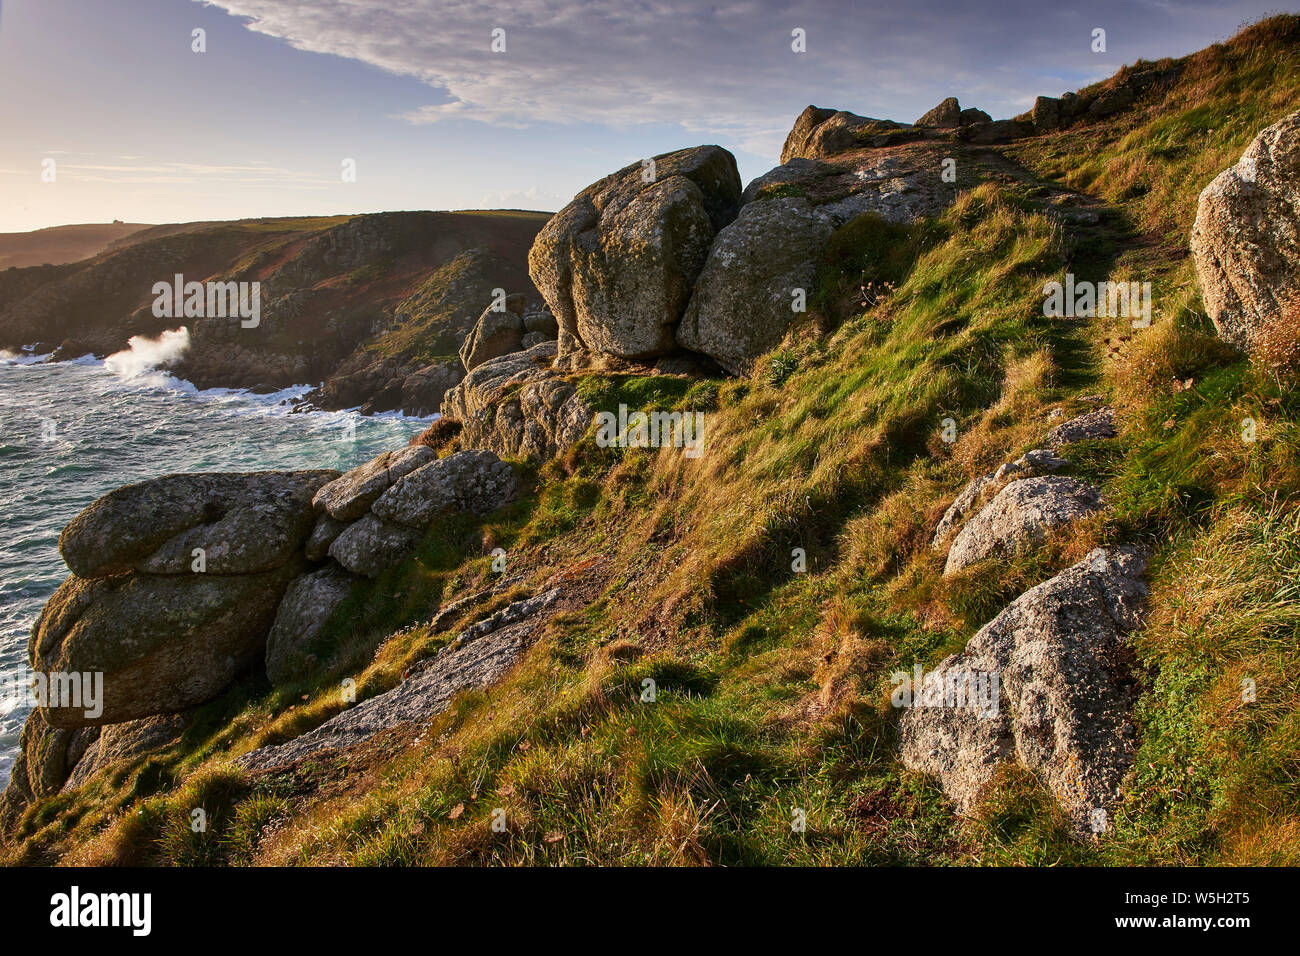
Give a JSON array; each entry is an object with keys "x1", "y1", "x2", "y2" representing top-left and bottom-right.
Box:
[{"x1": 198, "y1": 0, "x2": 1272, "y2": 161}]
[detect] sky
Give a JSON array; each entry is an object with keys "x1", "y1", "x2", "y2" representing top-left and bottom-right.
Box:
[{"x1": 0, "y1": 0, "x2": 1292, "y2": 233}]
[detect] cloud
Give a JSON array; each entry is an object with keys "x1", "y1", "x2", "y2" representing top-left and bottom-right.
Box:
[{"x1": 199, "y1": 0, "x2": 1273, "y2": 160}]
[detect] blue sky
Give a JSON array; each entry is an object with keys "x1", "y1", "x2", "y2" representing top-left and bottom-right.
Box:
[{"x1": 0, "y1": 0, "x2": 1292, "y2": 232}]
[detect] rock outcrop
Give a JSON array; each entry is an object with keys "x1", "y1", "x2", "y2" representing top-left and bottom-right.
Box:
[
  {"x1": 781, "y1": 107, "x2": 916, "y2": 163},
  {"x1": 239, "y1": 587, "x2": 563, "y2": 772},
  {"x1": 442, "y1": 341, "x2": 593, "y2": 461},
  {"x1": 1191, "y1": 108, "x2": 1300, "y2": 355},
  {"x1": 931, "y1": 448, "x2": 1068, "y2": 549},
  {"x1": 527, "y1": 146, "x2": 742, "y2": 360},
  {"x1": 916, "y1": 97, "x2": 961, "y2": 128},
  {"x1": 944, "y1": 476, "x2": 1105, "y2": 575},
  {"x1": 679, "y1": 131, "x2": 956, "y2": 375},
  {"x1": 59, "y1": 471, "x2": 335, "y2": 579},
  {"x1": 313, "y1": 446, "x2": 433, "y2": 522},
  {"x1": 900, "y1": 547, "x2": 1147, "y2": 833},
  {"x1": 265, "y1": 565, "x2": 358, "y2": 686}
]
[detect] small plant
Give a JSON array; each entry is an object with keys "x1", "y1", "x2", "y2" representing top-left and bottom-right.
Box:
[
  {"x1": 1254, "y1": 300, "x2": 1300, "y2": 387},
  {"x1": 767, "y1": 350, "x2": 798, "y2": 387}
]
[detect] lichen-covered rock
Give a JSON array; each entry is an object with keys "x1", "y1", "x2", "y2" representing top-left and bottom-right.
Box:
[
  {"x1": 1191, "y1": 109, "x2": 1300, "y2": 355},
  {"x1": 1045, "y1": 405, "x2": 1117, "y2": 448},
  {"x1": 441, "y1": 341, "x2": 592, "y2": 461},
  {"x1": 916, "y1": 97, "x2": 961, "y2": 128},
  {"x1": 781, "y1": 106, "x2": 914, "y2": 162},
  {"x1": 62, "y1": 712, "x2": 189, "y2": 791},
  {"x1": 931, "y1": 449, "x2": 1068, "y2": 549},
  {"x1": 957, "y1": 119, "x2": 1031, "y2": 144},
  {"x1": 59, "y1": 471, "x2": 337, "y2": 578},
  {"x1": 312, "y1": 446, "x2": 434, "y2": 522},
  {"x1": 900, "y1": 547, "x2": 1147, "y2": 833},
  {"x1": 304, "y1": 513, "x2": 348, "y2": 562},
  {"x1": 238, "y1": 588, "x2": 562, "y2": 772},
  {"x1": 676, "y1": 197, "x2": 834, "y2": 375},
  {"x1": 459, "y1": 302, "x2": 526, "y2": 372},
  {"x1": 265, "y1": 565, "x2": 357, "y2": 685},
  {"x1": 327, "y1": 514, "x2": 422, "y2": 578},
  {"x1": 0, "y1": 711, "x2": 95, "y2": 833},
  {"x1": 372, "y1": 450, "x2": 518, "y2": 528},
  {"x1": 944, "y1": 476, "x2": 1104, "y2": 575},
  {"x1": 30, "y1": 561, "x2": 302, "y2": 727},
  {"x1": 527, "y1": 145, "x2": 741, "y2": 359}
]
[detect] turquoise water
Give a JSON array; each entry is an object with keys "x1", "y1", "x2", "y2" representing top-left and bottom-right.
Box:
[{"x1": 0, "y1": 352, "x2": 429, "y2": 786}]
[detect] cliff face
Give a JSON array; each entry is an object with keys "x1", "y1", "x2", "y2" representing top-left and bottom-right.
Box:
[{"x1": 0, "y1": 210, "x2": 551, "y2": 414}]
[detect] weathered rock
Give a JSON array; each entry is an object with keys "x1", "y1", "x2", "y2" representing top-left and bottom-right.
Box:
[
  {"x1": 784, "y1": 109, "x2": 915, "y2": 162},
  {"x1": 944, "y1": 476, "x2": 1105, "y2": 575},
  {"x1": 0, "y1": 711, "x2": 93, "y2": 832},
  {"x1": 265, "y1": 565, "x2": 357, "y2": 685},
  {"x1": 304, "y1": 513, "x2": 348, "y2": 562},
  {"x1": 372, "y1": 450, "x2": 518, "y2": 528},
  {"x1": 312, "y1": 446, "x2": 434, "y2": 522},
  {"x1": 459, "y1": 303, "x2": 526, "y2": 372},
  {"x1": 59, "y1": 471, "x2": 338, "y2": 579},
  {"x1": 957, "y1": 119, "x2": 1030, "y2": 144},
  {"x1": 1045, "y1": 405, "x2": 1117, "y2": 448},
  {"x1": 327, "y1": 515, "x2": 422, "y2": 578},
  {"x1": 900, "y1": 547, "x2": 1146, "y2": 833},
  {"x1": 63, "y1": 713, "x2": 190, "y2": 791},
  {"x1": 528, "y1": 146, "x2": 741, "y2": 359},
  {"x1": 441, "y1": 341, "x2": 592, "y2": 461},
  {"x1": 959, "y1": 107, "x2": 991, "y2": 126},
  {"x1": 677, "y1": 197, "x2": 834, "y2": 375},
  {"x1": 931, "y1": 449, "x2": 1069, "y2": 549},
  {"x1": 916, "y1": 97, "x2": 961, "y2": 128},
  {"x1": 237, "y1": 588, "x2": 562, "y2": 772},
  {"x1": 522, "y1": 308, "x2": 559, "y2": 337},
  {"x1": 30, "y1": 562, "x2": 303, "y2": 727},
  {"x1": 1190, "y1": 109, "x2": 1300, "y2": 355},
  {"x1": 1031, "y1": 95, "x2": 1061, "y2": 132},
  {"x1": 780, "y1": 106, "x2": 838, "y2": 163},
  {"x1": 399, "y1": 362, "x2": 463, "y2": 417}
]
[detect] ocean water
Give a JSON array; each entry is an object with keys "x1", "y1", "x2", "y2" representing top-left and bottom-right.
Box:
[{"x1": 0, "y1": 348, "x2": 430, "y2": 787}]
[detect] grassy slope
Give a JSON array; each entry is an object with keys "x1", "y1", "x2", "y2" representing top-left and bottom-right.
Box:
[
  {"x1": 0, "y1": 222, "x2": 154, "y2": 269},
  {"x1": 5, "y1": 17, "x2": 1300, "y2": 867}
]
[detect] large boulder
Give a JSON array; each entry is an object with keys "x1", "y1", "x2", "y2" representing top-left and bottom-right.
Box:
[
  {"x1": 527, "y1": 146, "x2": 742, "y2": 359},
  {"x1": 915, "y1": 97, "x2": 961, "y2": 128},
  {"x1": 29, "y1": 561, "x2": 302, "y2": 727},
  {"x1": 59, "y1": 471, "x2": 338, "y2": 578},
  {"x1": 327, "y1": 515, "x2": 421, "y2": 578},
  {"x1": 265, "y1": 565, "x2": 357, "y2": 685},
  {"x1": 1191, "y1": 108, "x2": 1300, "y2": 355},
  {"x1": 943, "y1": 476, "x2": 1104, "y2": 575},
  {"x1": 372, "y1": 450, "x2": 519, "y2": 528},
  {"x1": 680, "y1": 137, "x2": 954, "y2": 375},
  {"x1": 900, "y1": 547, "x2": 1147, "y2": 833},
  {"x1": 676, "y1": 197, "x2": 834, "y2": 375},
  {"x1": 441, "y1": 341, "x2": 593, "y2": 461},
  {"x1": 459, "y1": 301, "x2": 526, "y2": 372},
  {"x1": 781, "y1": 106, "x2": 914, "y2": 162},
  {"x1": 312, "y1": 446, "x2": 434, "y2": 522}
]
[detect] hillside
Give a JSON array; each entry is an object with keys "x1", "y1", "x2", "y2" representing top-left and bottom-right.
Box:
[
  {"x1": 0, "y1": 222, "x2": 152, "y2": 270},
  {"x1": 0, "y1": 210, "x2": 551, "y2": 413},
  {"x1": 2, "y1": 16, "x2": 1299, "y2": 867}
]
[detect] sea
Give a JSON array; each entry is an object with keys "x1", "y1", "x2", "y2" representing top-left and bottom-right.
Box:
[{"x1": 0, "y1": 335, "x2": 430, "y2": 787}]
